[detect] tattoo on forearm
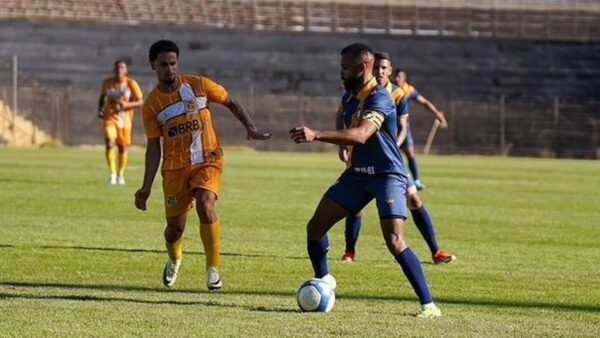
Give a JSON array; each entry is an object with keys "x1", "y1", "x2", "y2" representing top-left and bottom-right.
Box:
[{"x1": 230, "y1": 100, "x2": 253, "y2": 128}]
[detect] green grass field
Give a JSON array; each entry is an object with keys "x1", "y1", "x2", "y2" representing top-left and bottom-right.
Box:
[{"x1": 0, "y1": 147, "x2": 598, "y2": 337}]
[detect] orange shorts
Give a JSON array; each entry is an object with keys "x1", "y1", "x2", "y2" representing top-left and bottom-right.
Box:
[
  {"x1": 103, "y1": 116, "x2": 132, "y2": 146},
  {"x1": 161, "y1": 162, "x2": 223, "y2": 218}
]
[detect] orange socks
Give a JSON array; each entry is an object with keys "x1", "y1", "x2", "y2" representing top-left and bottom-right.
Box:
[{"x1": 200, "y1": 220, "x2": 221, "y2": 268}]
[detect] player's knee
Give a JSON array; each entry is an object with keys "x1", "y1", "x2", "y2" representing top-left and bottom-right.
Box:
[
  {"x1": 407, "y1": 193, "x2": 422, "y2": 209},
  {"x1": 164, "y1": 226, "x2": 183, "y2": 243},
  {"x1": 117, "y1": 144, "x2": 127, "y2": 153},
  {"x1": 385, "y1": 237, "x2": 405, "y2": 256},
  {"x1": 196, "y1": 201, "x2": 217, "y2": 223}
]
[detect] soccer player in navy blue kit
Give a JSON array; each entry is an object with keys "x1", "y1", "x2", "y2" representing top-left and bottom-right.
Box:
[
  {"x1": 290, "y1": 43, "x2": 441, "y2": 317},
  {"x1": 340, "y1": 52, "x2": 456, "y2": 265},
  {"x1": 395, "y1": 69, "x2": 448, "y2": 190}
]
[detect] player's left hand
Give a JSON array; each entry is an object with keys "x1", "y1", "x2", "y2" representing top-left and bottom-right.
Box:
[
  {"x1": 246, "y1": 126, "x2": 271, "y2": 140},
  {"x1": 134, "y1": 187, "x2": 151, "y2": 211},
  {"x1": 289, "y1": 126, "x2": 316, "y2": 143}
]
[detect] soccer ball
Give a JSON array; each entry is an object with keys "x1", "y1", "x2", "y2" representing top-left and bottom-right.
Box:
[{"x1": 296, "y1": 278, "x2": 335, "y2": 312}]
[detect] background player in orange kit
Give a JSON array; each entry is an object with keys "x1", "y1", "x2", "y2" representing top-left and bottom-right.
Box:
[{"x1": 98, "y1": 59, "x2": 144, "y2": 185}]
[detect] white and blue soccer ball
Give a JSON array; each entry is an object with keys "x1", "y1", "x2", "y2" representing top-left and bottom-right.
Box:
[{"x1": 296, "y1": 278, "x2": 335, "y2": 312}]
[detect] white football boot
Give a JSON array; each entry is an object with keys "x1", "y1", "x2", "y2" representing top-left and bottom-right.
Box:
[
  {"x1": 321, "y1": 274, "x2": 337, "y2": 290},
  {"x1": 206, "y1": 267, "x2": 223, "y2": 290},
  {"x1": 162, "y1": 259, "x2": 181, "y2": 288},
  {"x1": 108, "y1": 173, "x2": 117, "y2": 185}
]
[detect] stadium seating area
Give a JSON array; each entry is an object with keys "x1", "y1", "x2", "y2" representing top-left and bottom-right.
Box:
[
  {"x1": 0, "y1": 19, "x2": 598, "y2": 100},
  {"x1": 0, "y1": 1, "x2": 598, "y2": 156},
  {"x1": 1, "y1": 0, "x2": 599, "y2": 40}
]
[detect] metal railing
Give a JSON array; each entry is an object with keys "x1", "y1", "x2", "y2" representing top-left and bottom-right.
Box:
[
  {"x1": 0, "y1": 0, "x2": 599, "y2": 40},
  {"x1": 0, "y1": 56, "x2": 69, "y2": 145}
]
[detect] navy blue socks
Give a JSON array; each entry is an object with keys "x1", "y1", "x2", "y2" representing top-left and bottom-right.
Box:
[
  {"x1": 411, "y1": 206, "x2": 439, "y2": 254},
  {"x1": 307, "y1": 235, "x2": 329, "y2": 278},
  {"x1": 344, "y1": 215, "x2": 362, "y2": 253},
  {"x1": 395, "y1": 248, "x2": 433, "y2": 304}
]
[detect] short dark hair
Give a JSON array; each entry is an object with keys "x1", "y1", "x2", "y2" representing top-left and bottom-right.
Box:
[
  {"x1": 340, "y1": 43, "x2": 374, "y2": 62},
  {"x1": 393, "y1": 68, "x2": 405, "y2": 76},
  {"x1": 374, "y1": 52, "x2": 392, "y2": 62},
  {"x1": 149, "y1": 40, "x2": 179, "y2": 63},
  {"x1": 113, "y1": 59, "x2": 128, "y2": 67}
]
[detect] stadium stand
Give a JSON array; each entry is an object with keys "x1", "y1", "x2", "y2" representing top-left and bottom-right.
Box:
[{"x1": 0, "y1": 0, "x2": 598, "y2": 157}]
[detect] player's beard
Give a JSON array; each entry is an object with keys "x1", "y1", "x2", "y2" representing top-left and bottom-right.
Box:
[
  {"x1": 342, "y1": 74, "x2": 362, "y2": 93},
  {"x1": 163, "y1": 74, "x2": 176, "y2": 85}
]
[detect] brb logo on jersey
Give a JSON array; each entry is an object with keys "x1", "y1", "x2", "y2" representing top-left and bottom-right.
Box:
[{"x1": 167, "y1": 120, "x2": 201, "y2": 137}]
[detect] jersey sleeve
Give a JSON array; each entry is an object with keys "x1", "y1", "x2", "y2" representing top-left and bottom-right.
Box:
[
  {"x1": 397, "y1": 96, "x2": 409, "y2": 116},
  {"x1": 129, "y1": 79, "x2": 143, "y2": 101},
  {"x1": 142, "y1": 102, "x2": 161, "y2": 138},
  {"x1": 409, "y1": 86, "x2": 420, "y2": 100},
  {"x1": 362, "y1": 92, "x2": 393, "y2": 130},
  {"x1": 201, "y1": 76, "x2": 228, "y2": 104}
]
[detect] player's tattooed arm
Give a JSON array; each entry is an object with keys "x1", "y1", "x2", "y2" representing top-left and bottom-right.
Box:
[
  {"x1": 97, "y1": 94, "x2": 106, "y2": 118},
  {"x1": 223, "y1": 97, "x2": 271, "y2": 140}
]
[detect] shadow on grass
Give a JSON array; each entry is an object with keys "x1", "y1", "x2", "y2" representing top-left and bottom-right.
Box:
[
  {"x1": 0, "y1": 282, "x2": 297, "y2": 313},
  {"x1": 0, "y1": 243, "x2": 305, "y2": 260},
  {"x1": 1, "y1": 281, "x2": 598, "y2": 314}
]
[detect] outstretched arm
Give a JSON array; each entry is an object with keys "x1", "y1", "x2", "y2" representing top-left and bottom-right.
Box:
[
  {"x1": 223, "y1": 97, "x2": 271, "y2": 140},
  {"x1": 134, "y1": 138, "x2": 162, "y2": 211},
  {"x1": 416, "y1": 95, "x2": 448, "y2": 129},
  {"x1": 290, "y1": 119, "x2": 377, "y2": 146}
]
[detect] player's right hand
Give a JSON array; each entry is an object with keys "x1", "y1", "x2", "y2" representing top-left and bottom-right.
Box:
[
  {"x1": 134, "y1": 187, "x2": 151, "y2": 211},
  {"x1": 97, "y1": 110, "x2": 105, "y2": 119}
]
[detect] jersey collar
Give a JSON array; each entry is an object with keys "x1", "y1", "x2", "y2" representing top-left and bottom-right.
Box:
[
  {"x1": 347, "y1": 77, "x2": 377, "y2": 102},
  {"x1": 384, "y1": 80, "x2": 393, "y2": 94}
]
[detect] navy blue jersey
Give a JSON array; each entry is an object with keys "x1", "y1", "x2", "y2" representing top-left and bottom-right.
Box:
[
  {"x1": 341, "y1": 78, "x2": 407, "y2": 176},
  {"x1": 385, "y1": 81, "x2": 409, "y2": 117}
]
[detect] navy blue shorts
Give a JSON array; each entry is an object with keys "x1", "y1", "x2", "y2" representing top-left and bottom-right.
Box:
[{"x1": 324, "y1": 170, "x2": 408, "y2": 219}]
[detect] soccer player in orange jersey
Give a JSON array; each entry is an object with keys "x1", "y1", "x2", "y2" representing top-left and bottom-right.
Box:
[
  {"x1": 134, "y1": 40, "x2": 270, "y2": 290},
  {"x1": 98, "y1": 59, "x2": 144, "y2": 185},
  {"x1": 394, "y1": 69, "x2": 448, "y2": 190}
]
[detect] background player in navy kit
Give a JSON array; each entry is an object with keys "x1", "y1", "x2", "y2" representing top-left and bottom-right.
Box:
[
  {"x1": 394, "y1": 69, "x2": 448, "y2": 190},
  {"x1": 290, "y1": 43, "x2": 441, "y2": 317}
]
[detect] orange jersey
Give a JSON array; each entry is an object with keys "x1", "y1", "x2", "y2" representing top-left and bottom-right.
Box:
[
  {"x1": 100, "y1": 76, "x2": 143, "y2": 125},
  {"x1": 142, "y1": 74, "x2": 229, "y2": 171}
]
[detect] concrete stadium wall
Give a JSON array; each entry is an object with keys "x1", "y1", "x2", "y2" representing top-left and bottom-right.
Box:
[{"x1": 0, "y1": 19, "x2": 598, "y2": 155}]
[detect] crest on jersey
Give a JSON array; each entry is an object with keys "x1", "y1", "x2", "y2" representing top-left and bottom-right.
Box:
[
  {"x1": 385, "y1": 197, "x2": 394, "y2": 204},
  {"x1": 184, "y1": 98, "x2": 198, "y2": 113},
  {"x1": 166, "y1": 195, "x2": 177, "y2": 208}
]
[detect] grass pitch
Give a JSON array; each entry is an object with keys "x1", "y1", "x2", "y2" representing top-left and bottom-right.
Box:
[{"x1": 0, "y1": 147, "x2": 598, "y2": 337}]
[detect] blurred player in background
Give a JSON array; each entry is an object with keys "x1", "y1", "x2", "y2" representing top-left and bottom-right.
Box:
[
  {"x1": 134, "y1": 40, "x2": 270, "y2": 291},
  {"x1": 339, "y1": 52, "x2": 455, "y2": 264},
  {"x1": 394, "y1": 69, "x2": 448, "y2": 190},
  {"x1": 290, "y1": 43, "x2": 441, "y2": 317},
  {"x1": 98, "y1": 59, "x2": 144, "y2": 185}
]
